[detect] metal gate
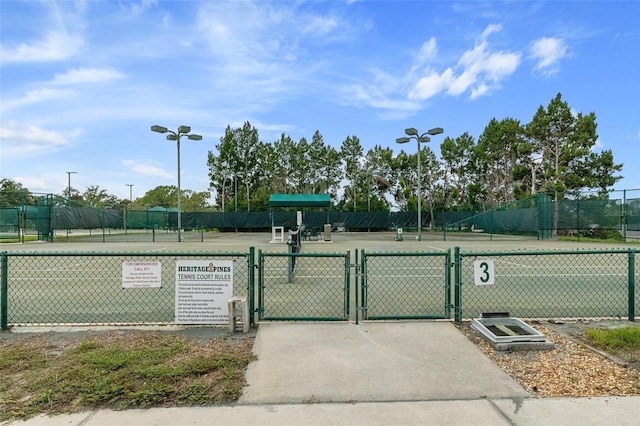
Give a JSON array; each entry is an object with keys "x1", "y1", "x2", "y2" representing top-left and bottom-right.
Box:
[
  {"x1": 359, "y1": 249, "x2": 451, "y2": 320},
  {"x1": 258, "y1": 250, "x2": 350, "y2": 321}
]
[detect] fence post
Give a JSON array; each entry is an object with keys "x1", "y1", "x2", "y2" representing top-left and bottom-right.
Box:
[
  {"x1": 257, "y1": 249, "x2": 263, "y2": 322},
  {"x1": 629, "y1": 250, "x2": 635, "y2": 322},
  {"x1": 623, "y1": 189, "x2": 627, "y2": 243},
  {"x1": 577, "y1": 197, "x2": 581, "y2": 241},
  {"x1": 1, "y1": 252, "x2": 8, "y2": 330},
  {"x1": 287, "y1": 239, "x2": 293, "y2": 284},
  {"x1": 355, "y1": 249, "x2": 359, "y2": 324},
  {"x1": 344, "y1": 250, "x2": 351, "y2": 320},
  {"x1": 445, "y1": 249, "x2": 452, "y2": 319},
  {"x1": 454, "y1": 246, "x2": 462, "y2": 322},
  {"x1": 361, "y1": 249, "x2": 367, "y2": 321},
  {"x1": 248, "y1": 246, "x2": 255, "y2": 326}
]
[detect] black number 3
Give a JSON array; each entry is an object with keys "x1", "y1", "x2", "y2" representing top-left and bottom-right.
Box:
[{"x1": 479, "y1": 261, "x2": 490, "y2": 283}]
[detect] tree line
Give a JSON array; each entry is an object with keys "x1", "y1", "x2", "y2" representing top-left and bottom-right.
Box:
[
  {"x1": 0, "y1": 180, "x2": 212, "y2": 212},
  {"x1": 207, "y1": 93, "x2": 622, "y2": 223}
]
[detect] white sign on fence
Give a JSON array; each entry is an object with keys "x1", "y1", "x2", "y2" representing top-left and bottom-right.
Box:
[
  {"x1": 473, "y1": 259, "x2": 495, "y2": 285},
  {"x1": 122, "y1": 261, "x2": 162, "y2": 288},
  {"x1": 175, "y1": 260, "x2": 234, "y2": 324}
]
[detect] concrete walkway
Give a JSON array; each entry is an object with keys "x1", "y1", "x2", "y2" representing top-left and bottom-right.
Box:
[
  {"x1": 240, "y1": 322, "x2": 529, "y2": 403},
  {"x1": 8, "y1": 322, "x2": 640, "y2": 426}
]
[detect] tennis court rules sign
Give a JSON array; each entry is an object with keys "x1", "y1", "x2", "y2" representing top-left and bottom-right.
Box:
[{"x1": 175, "y1": 260, "x2": 234, "y2": 324}]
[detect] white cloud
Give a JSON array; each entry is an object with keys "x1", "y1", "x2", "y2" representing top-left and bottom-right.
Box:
[
  {"x1": 1, "y1": 88, "x2": 75, "y2": 113},
  {"x1": 410, "y1": 24, "x2": 521, "y2": 101},
  {"x1": 192, "y1": 1, "x2": 359, "y2": 108},
  {"x1": 481, "y1": 23, "x2": 502, "y2": 39},
  {"x1": 483, "y1": 49, "x2": 521, "y2": 81},
  {"x1": 305, "y1": 15, "x2": 340, "y2": 36},
  {"x1": 411, "y1": 68, "x2": 454, "y2": 99},
  {"x1": 0, "y1": 121, "x2": 76, "y2": 158},
  {"x1": 51, "y1": 68, "x2": 125, "y2": 85},
  {"x1": 415, "y1": 38, "x2": 438, "y2": 67},
  {"x1": 343, "y1": 66, "x2": 421, "y2": 119},
  {"x1": 349, "y1": 84, "x2": 419, "y2": 112},
  {"x1": 119, "y1": 0, "x2": 157, "y2": 17},
  {"x1": 447, "y1": 69, "x2": 476, "y2": 96},
  {"x1": 0, "y1": 31, "x2": 84, "y2": 63},
  {"x1": 11, "y1": 176, "x2": 53, "y2": 194},
  {"x1": 530, "y1": 37, "x2": 568, "y2": 76},
  {"x1": 470, "y1": 83, "x2": 490, "y2": 99},
  {"x1": 122, "y1": 160, "x2": 172, "y2": 179}
]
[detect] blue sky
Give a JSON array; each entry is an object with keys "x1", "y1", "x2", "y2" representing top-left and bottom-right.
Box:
[{"x1": 1, "y1": 0, "x2": 639, "y2": 202}]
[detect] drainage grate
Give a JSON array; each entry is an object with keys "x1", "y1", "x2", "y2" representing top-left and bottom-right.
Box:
[{"x1": 471, "y1": 317, "x2": 555, "y2": 351}]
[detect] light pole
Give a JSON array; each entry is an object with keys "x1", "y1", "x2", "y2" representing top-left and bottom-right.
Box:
[
  {"x1": 124, "y1": 184, "x2": 134, "y2": 234},
  {"x1": 151, "y1": 125, "x2": 203, "y2": 242},
  {"x1": 396, "y1": 127, "x2": 443, "y2": 241},
  {"x1": 66, "y1": 171, "x2": 77, "y2": 201},
  {"x1": 126, "y1": 184, "x2": 134, "y2": 204}
]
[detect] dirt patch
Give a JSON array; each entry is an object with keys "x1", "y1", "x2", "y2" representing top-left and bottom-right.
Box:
[{"x1": 1, "y1": 325, "x2": 253, "y2": 346}]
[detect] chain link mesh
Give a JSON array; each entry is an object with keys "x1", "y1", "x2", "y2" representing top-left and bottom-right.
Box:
[
  {"x1": 458, "y1": 250, "x2": 636, "y2": 320},
  {"x1": 4, "y1": 252, "x2": 249, "y2": 326},
  {"x1": 1, "y1": 248, "x2": 636, "y2": 326},
  {"x1": 362, "y1": 252, "x2": 450, "y2": 319},
  {"x1": 259, "y1": 252, "x2": 348, "y2": 320}
]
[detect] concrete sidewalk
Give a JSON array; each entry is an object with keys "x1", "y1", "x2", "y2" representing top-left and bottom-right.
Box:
[
  {"x1": 240, "y1": 322, "x2": 529, "y2": 403},
  {"x1": 8, "y1": 322, "x2": 640, "y2": 425},
  {"x1": 8, "y1": 397, "x2": 640, "y2": 426}
]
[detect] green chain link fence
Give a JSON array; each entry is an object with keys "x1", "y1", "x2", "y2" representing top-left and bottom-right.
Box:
[
  {"x1": 1, "y1": 251, "x2": 252, "y2": 329},
  {"x1": 359, "y1": 250, "x2": 451, "y2": 320},
  {"x1": 1, "y1": 247, "x2": 637, "y2": 329},
  {"x1": 454, "y1": 248, "x2": 637, "y2": 321},
  {"x1": 257, "y1": 250, "x2": 350, "y2": 321}
]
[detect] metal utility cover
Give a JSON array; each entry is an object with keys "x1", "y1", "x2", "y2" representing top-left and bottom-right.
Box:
[{"x1": 471, "y1": 317, "x2": 555, "y2": 351}]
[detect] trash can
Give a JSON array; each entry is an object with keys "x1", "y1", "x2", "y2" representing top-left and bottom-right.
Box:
[
  {"x1": 395, "y1": 227, "x2": 403, "y2": 241},
  {"x1": 323, "y1": 224, "x2": 331, "y2": 241}
]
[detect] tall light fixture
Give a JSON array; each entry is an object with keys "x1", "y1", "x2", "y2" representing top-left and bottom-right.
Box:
[
  {"x1": 151, "y1": 125, "x2": 202, "y2": 242},
  {"x1": 396, "y1": 127, "x2": 443, "y2": 241},
  {"x1": 66, "y1": 171, "x2": 77, "y2": 201},
  {"x1": 124, "y1": 183, "x2": 134, "y2": 234},
  {"x1": 126, "y1": 184, "x2": 134, "y2": 204}
]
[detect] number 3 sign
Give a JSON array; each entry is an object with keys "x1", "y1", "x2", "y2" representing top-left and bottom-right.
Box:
[{"x1": 473, "y1": 260, "x2": 495, "y2": 285}]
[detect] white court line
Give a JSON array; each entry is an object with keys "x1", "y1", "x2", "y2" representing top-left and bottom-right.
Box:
[
  {"x1": 423, "y1": 245, "x2": 449, "y2": 251},
  {"x1": 366, "y1": 274, "x2": 444, "y2": 279},
  {"x1": 491, "y1": 258, "x2": 533, "y2": 268},
  {"x1": 494, "y1": 272, "x2": 626, "y2": 278}
]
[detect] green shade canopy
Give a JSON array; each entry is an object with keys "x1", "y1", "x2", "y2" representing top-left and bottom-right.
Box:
[
  {"x1": 148, "y1": 206, "x2": 179, "y2": 212},
  {"x1": 268, "y1": 194, "x2": 331, "y2": 208}
]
